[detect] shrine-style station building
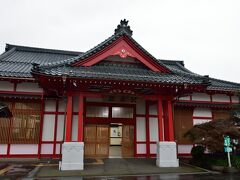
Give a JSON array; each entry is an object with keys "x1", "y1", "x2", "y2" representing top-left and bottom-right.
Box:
[{"x1": 0, "y1": 20, "x2": 239, "y2": 170}]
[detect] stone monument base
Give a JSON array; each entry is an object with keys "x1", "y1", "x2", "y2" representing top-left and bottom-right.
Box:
[
  {"x1": 59, "y1": 142, "x2": 84, "y2": 170},
  {"x1": 156, "y1": 141, "x2": 179, "y2": 167}
]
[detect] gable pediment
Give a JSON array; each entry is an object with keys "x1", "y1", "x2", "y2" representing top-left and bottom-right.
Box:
[{"x1": 72, "y1": 37, "x2": 170, "y2": 73}]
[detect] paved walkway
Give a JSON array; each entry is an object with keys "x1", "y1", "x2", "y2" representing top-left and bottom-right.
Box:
[{"x1": 35, "y1": 158, "x2": 207, "y2": 178}]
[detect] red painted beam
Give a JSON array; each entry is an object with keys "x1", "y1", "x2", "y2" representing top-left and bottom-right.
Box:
[
  {"x1": 78, "y1": 94, "x2": 84, "y2": 142},
  {"x1": 65, "y1": 95, "x2": 73, "y2": 142},
  {"x1": 157, "y1": 97, "x2": 164, "y2": 141},
  {"x1": 146, "y1": 101, "x2": 150, "y2": 157},
  {"x1": 37, "y1": 96, "x2": 44, "y2": 159},
  {"x1": 167, "y1": 100, "x2": 174, "y2": 141}
]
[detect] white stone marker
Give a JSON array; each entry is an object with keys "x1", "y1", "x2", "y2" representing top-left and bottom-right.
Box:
[
  {"x1": 59, "y1": 142, "x2": 84, "y2": 170},
  {"x1": 156, "y1": 141, "x2": 179, "y2": 167}
]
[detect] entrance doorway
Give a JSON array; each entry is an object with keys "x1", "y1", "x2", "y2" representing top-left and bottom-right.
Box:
[
  {"x1": 84, "y1": 124, "x2": 134, "y2": 158},
  {"x1": 109, "y1": 123, "x2": 122, "y2": 158},
  {"x1": 84, "y1": 124, "x2": 109, "y2": 158}
]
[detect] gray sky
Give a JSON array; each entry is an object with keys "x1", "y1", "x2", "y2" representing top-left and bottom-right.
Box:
[{"x1": 0, "y1": 0, "x2": 239, "y2": 83}]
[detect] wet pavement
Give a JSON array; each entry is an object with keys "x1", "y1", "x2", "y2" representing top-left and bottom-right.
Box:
[
  {"x1": 0, "y1": 163, "x2": 36, "y2": 179},
  {"x1": 0, "y1": 159, "x2": 239, "y2": 179},
  {"x1": 37, "y1": 173, "x2": 240, "y2": 180}
]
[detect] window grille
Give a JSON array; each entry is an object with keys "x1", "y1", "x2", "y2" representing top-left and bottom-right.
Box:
[{"x1": 0, "y1": 101, "x2": 41, "y2": 144}]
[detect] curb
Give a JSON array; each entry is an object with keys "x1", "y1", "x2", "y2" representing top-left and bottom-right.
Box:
[
  {"x1": 181, "y1": 162, "x2": 220, "y2": 174},
  {"x1": 24, "y1": 166, "x2": 42, "y2": 179}
]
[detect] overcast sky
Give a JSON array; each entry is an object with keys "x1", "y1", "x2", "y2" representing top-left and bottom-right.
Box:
[{"x1": 0, "y1": 0, "x2": 239, "y2": 83}]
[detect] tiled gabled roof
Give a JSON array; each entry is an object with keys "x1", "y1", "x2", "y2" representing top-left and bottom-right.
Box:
[
  {"x1": 0, "y1": 44, "x2": 81, "y2": 78},
  {"x1": 0, "y1": 43, "x2": 239, "y2": 91},
  {"x1": 38, "y1": 19, "x2": 170, "y2": 72}
]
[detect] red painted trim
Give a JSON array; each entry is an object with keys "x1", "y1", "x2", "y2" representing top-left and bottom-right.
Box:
[
  {"x1": 65, "y1": 95, "x2": 73, "y2": 142},
  {"x1": 43, "y1": 111, "x2": 78, "y2": 115},
  {"x1": 178, "y1": 100, "x2": 237, "y2": 105},
  {"x1": 41, "y1": 141, "x2": 63, "y2": 144},
  {"x1": 192, "y1": 116, "x2": 212, "y2": 120},
  {"x1": 135, "y1": 154, "x2": 147, "y2": 157},
  {"x1": 0, "y1": 154, "x2": 61, "y2": 158},
  {"x1": 190, "y1": 95, "x2": 192, "y2": 101},
  {"x1": 86, "y1": 102, "x2": 134, "y2": 107},
  {"x1": 163, "y1": 101, "x2": 169, "y2": 141},
  {"x1": 157, "y1": 97, "x2": 164, "y2": 141},
  {"x1": 78, "y1": 94, "x2": 84, "y2": 142},
  {"x1": 71, "y1": 92, "x2": 102, "y2": 98},
  {"x1": 133, "y1": 105, "x2": 137, "y2": 158},
  {"x1": 7, "y1": 117, "x2": 13, "y2": 157},
  {"x1": 136, "y1": 141, "x2": 147, "y2": 144},
  {"x1": 85, "y1": 118, "x2": 135, "y2": 125},
  {"x1": 167, "y1": 100, "x2": 174, "y2": 141},
  {"x1": 145, "y1": 101, "x2": 150, "y2": 157},
  {"x1": 13, "y1": 82, "x2": 17, "y2": 92},
  {"x1": 73, "y1": 37, "x2": 169, "y2": 73},
  {"x1": 0, "y1": 90, "x2": 43, "y2": 96},
  {"x1": 38, "y1": 96, "x2": 44, "y2": 159},
  {"x1": 53, "y1": 100, "x2": 59, "y2": 155},
  {"x1": 210, "y1": 94, "x2": 213, "y2": 102}
]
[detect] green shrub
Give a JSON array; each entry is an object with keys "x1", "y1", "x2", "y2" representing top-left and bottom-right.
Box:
[
  {"x1": 191, "y1": 145, "x2": 205, "y2": 160},
  {"x1": 232, "y1": 156, "x2": 240, "y2": 169}
]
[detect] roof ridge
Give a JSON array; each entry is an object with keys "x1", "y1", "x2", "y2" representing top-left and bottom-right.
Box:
[
  {"x1": 209, "y1": 77, "x2": 240, "y2": 86},
  {"x1": 5, "y1": 44, "x2": 82, "y2": 56},
  {"x1": 37, "y1": 20, "x2": 171, "y2": 73},
  {"x1": 159, "y1": 59, "x2": 184, "y2": 66},
  {"x1": 0, "y1": 47, "x2": 16, "y2": 61}
]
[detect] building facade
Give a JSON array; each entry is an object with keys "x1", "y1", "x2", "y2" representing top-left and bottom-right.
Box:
[{"x1": 0, "y1": 20, "x2": 239, "y2": 170}]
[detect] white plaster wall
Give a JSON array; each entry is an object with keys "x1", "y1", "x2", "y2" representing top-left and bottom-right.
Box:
[
  {"x1": 73, "y1": 96, "x2": 79, "y2": 113},
  {"x1": 136, "y1": 117, "x2": 146, "y2": 141},
  {"x1": 150, "y1": 144, "x2": 157, "y2": 154},
  {"x1": 0, "y1": 81, "x2": 14, "y2": 91},
  {"x1": 41, "y1": 144, "x2": 54, "y2": 154},
  {"x1": 136, "y1": 98, "x2": 146, "y2": 115},
  {"x1": 0, "y1": 144, "x2": 8, "y2": 154},
  {"x1": 149, "y1": 104, "x2": 157, "y2": 115},
  {"x1": 232, "y1": 96, "x2": 239, "y2": 103},
  {"x1": 42, "y1": 115, "x2": 55, "y2": 141},
  {"x1": 55, "y1": 144, "x2": 61, "y2": 154},
  {"x1": 212, "y1": 94, "x2": 230, "y2": 103},
  {"x1": 192, "y1": 93, "x2": 211, "y2": 101},
  {"x1": 193, "y1": 108, "x2": 212, "y2": 117},
  {"x1": 71, "y1": 115, "x2": 78, "y2": 141},
  {"x1": 44, "y1": 100, "x2": 56, "y2": 112},
  {"x1": 193, "y1": 119, "x2": 212, "y2": 125},
  {"x1": 58, "y1": 99, "x2": 66, "y2": 112},
  {"x1": 179, "y1": 96, "x2": 191, "y2": 101},
  {"x1": 149, "y1": 117, "x2": 159, "y2": 142},
  {"x1": 57, "y1": 115, "x2": 65, "y2": 141},
  {"x1": 178, "y1": 145, "x2": 193, "y2": 154},
  {"x1": 137, "y1": 144, "x2": 146, "y2": 154},
  {"x1": 10, "y1": 144, "x2": 38, "y2": 154},
  {"x1": 16, "y1": 82, "x2": 43, "y2": 93}
]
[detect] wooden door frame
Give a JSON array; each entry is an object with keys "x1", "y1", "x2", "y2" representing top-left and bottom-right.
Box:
[{"x1": 83, "y1": 102, "x2": 136, "y2": 157}]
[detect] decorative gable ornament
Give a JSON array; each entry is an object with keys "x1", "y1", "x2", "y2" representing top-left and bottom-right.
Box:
[
  {"x1": 114, "y1": 47, "x2": 133, "y2": 58},
  {"x1": 114, "y1": 19, "x2": 133, "y2": 36}
]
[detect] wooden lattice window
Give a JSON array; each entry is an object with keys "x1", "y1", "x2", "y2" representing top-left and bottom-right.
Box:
[{"x1": 0, "y1": 101, "x2": 41, "y2": 144}]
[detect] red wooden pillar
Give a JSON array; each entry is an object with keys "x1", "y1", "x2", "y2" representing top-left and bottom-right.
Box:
[
  {"x1": 146, "y1": 101, "x2": 150, "y2": 157},
  {"x1": 163, "y1": 101, "x2": 169, "y2": 141},
  {"x1": 78, "y1": 94, "x2": 84, "y2": 142},
  {"x1": 157, "y1": 97, "x2": 164, "y2": 141},
  {"x1": 167, "y1": 99, "x2": 174, "y2": 141},
  {"x1": 38, "y1": 95, "x2": 44, "y2": 159},
  {"x1": 65, "y1": 95, "x2": 73, "y2": 142}
]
